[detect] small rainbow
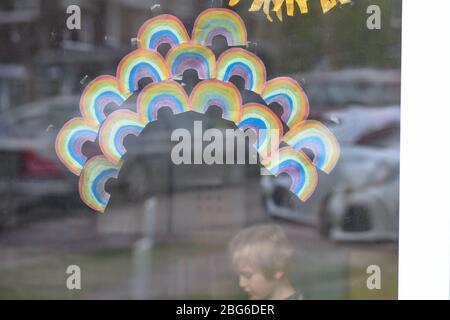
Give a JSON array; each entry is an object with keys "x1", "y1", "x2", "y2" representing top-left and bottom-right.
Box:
[
  {"x1": 137, "y1": 14, "x2": 190, "y2": 51},
  {"x1": 137, "y1": 80, "x2": 189, "y2": 123},
  {"x1": 79, "y1": 75, "x2": 129, "y2": 128},
  {"x1": 166, "y1": 43, "x2": 217, "y2": 80},
  {"x1": 55, "y1": 117, "x2": 98, "y2": 176},
  {"x1": 282, "y1": 120, "x2": 340, "y2": 174},
  {"x1": 261, "y1": 146, "x2": 318, "y2": 202},
  {"x1": 99, "y1": 110, "x2": 146, "y2": 164},
  {"x1": 237, "y1": 103, "x2": 283, "y2": 159},
  {"x1": 116, "y1": 48, "x2": 170, "y2": 94},
  {"x1": 262, "y1": 77, "x2": 309, "y2": 128},
  {"x1": 217, "y1": 48, "x2": 267, "y2": 94},
  {"x1": 79, "y1": 155, "x2": 122, "y2": 213},
  {"x1": 192, "y1": 8, "x2": 247, "y2": 47},
  {"x1": 189, "y1": 80, "x2": 242, "y2": 124}
]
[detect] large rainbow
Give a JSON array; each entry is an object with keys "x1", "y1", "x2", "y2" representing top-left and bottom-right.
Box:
[
  {"x1": 79, "y1": 155, "x2": 122, "y2": 213},
  {"x1": 55, "y1": 117, "x2": 98, "y2": 176},
  {"x1": 116, "y1": 48, "x2": 170, "y2": 94},
  {"x1": 165, "y1": 43, "x2": 217, "y2": 80},
  {"x1": 192, "y1": 8, "x2": 247, "y2": 47},
  {"x1": 282, "y1": 120, "x2": 340, "y2": 174},
  {"x1": 261, "y1": 146, "x2": 318, "y2": 202},
  {"x1": 137, "y1": 14, "x2": 190, "y2": 51},
  {"x1": 137, "y1": 80, "x2": 189, "y2": 123},
  {"x1": 79, "y1": 75, "x2": 129, "y2": 128},
  {"x1": 55, "y1": 8, "x2": 342, "y2": 214},
  {"x1": 262, "y1": 77, "x2": 309, "y2": 128},
  {"x1": 189, "y1": 80, "x2": 242, "y2": 124},
  {"x1": 99, "y1": 110, "x2": 146, "y2": 164},
  {"x1": 217, "y1": 48, "x2": 267, "y2": 94},
  {"x1": 237, "y1": 103, "x2": 283, "y2": 159}
]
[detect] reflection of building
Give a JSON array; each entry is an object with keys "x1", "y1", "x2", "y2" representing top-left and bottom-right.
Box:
[
  {"x1": 0, "y1": 0, "x2": 403, "y2": 110},
  {"x1": 0, "y1": 0, "x2": 204, "y2": 110},
  {"x1": 0, "y1": 64, "x2": 26, "y2": 111}
]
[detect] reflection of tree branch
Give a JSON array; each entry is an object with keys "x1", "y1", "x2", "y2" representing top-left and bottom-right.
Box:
[{"x1": 228, "y1": 0, "x2": 351, "y2": 21}]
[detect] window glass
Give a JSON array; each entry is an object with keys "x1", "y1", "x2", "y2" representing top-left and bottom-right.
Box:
[{"x1": 0, "y1": 0, "x2": 401, "y2": 300}]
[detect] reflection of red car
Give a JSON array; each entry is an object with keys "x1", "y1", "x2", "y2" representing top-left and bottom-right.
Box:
[
  {"x1": 0, "y1": 95, "x2": 247, "y2": 227},
  {"x1": 0, "y1": 96, "x2": 82, "y2": 227},
  {"x1": 0, "y1": 95, "x2": 176, "y2": 226}
]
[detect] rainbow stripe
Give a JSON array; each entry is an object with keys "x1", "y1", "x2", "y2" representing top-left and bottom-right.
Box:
[
  {"x1": 137, "y1": 80, "x2": 189, "y2": 123},
  {"x1": 166, "y1": 43, "x2": 217, "y2": 80},
  {"x1": 262, "y1": 77, "x2": 309, "y2": 128},
  {"x1": 217, "y1": 48, "x2": 266, "y2": 94},
  {"x1": 282, "y1": 120, "x2": 340, "y2": 174},
  {"x1": 116, "y1": 48, "x2": 170, "y2": 94},
  {"x1": 79, "y1": 75, "x2": 129, "y2": 128},
  {"x1": 79, "y1": 155, "x2": 122, "y2": 213},
  {"x1": 55, "y1": 117, "x2": 98, "y2": 176},
  {"x1": 261, "y1": 146, "x2": 318, "y2": 202},
  {"x1": 237, "y1": 103, "x2": 283, "y2": 159},
  {"x1": 192, "y1": 8, "x2": 247, "y2": 47},
  {"x1": 137, "y1": 14, "x2": 190, "y2": 51},
  {"x1": 99, "y1": 110, "x2": 146, "y2": 164},
  {"x1": 189, "y1": 80, "x2": 242, "y2": 124}
]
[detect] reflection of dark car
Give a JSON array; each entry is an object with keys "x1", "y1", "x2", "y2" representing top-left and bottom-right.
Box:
[
  {"x1": 0, "y1": 95, "x2": 245, "y2": 227},
  {"x1": 261, "y1": 106, "x2": 400, "y2": 241},
  {"x1": 0, "y1": 96, "x2": 80, "y2": 226}
]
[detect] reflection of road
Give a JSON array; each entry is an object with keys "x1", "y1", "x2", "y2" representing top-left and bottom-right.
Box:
[{"x1": 0, "y1": 179, "x2": 397, "y2": 299}]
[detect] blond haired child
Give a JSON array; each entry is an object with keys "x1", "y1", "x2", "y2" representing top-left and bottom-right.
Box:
[{"x1": 229, "y1": 224, "x2": 302, "y2": 300}]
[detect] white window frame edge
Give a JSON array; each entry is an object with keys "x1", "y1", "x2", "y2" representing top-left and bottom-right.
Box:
[{"x1": 399, "y1": 0, "x2": 450, "y2": 300}]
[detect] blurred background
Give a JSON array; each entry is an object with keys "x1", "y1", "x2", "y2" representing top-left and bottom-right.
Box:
[{"x1": 0, "y1": 0, "x2": 401, "y2": 299}]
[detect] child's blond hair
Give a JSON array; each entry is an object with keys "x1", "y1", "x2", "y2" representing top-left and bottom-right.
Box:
[{"x1": 229, "y1": 224, "x2": 294, "y2": 278}]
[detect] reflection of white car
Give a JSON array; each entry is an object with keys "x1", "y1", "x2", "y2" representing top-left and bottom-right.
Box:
[
  {"x1": 261, "y1": 106, "x2": 400, "y2": 241},
  {"x1": 298, "y1": 69, "x2": 401, "y2": 110},
  {"x1": 319, "y1": 147, "x2": 399, "y2": 241}
]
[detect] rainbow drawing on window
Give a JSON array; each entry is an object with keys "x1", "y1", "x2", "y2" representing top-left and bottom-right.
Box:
[{"x1": 55, "y1": 8, "x2": 340, "y2": 213}]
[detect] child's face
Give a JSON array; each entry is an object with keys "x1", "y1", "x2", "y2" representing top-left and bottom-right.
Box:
[{"x1": 237, "y1": 265, "x2": 277, "y2": 300}]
